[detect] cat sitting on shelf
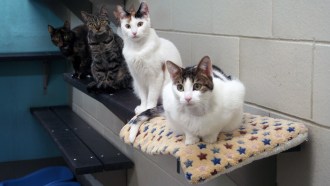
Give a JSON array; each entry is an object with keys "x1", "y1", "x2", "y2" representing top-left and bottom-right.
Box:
[
  {"x1": 81, "y1": 6, "x2": 132, "y2": 93},
  {"x1": 114, "y1": 1, "x2": 182, "y2": 114},
  {"x1": 128, "y1": 56, "x2": 245, "y2": 145},
  {"x1": 48, "y1": 21, "x2": 92, "y2": 79}
]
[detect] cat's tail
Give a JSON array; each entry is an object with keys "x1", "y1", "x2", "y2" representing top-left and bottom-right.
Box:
[
  {"x1": 128, "y1": 105, "x2": 164, "y2": 143},
  {"x1": 212, "y1": 65, "x2": 231, "y2": 81}
]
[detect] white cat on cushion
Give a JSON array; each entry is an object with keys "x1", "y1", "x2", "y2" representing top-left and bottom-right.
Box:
[
  {"x1": 115, "y1": 2, "x2": 182, "y2": 114},
  {"x1": 163, "y1": 56, "x2": 245, "y2": 145},
  {"x1": 127, "y1": 56, "x2": 245, "y2": 145}
]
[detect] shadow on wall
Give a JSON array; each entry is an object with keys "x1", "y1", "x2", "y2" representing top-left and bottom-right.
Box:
[{"x1": 277, "y1": 137, "x2": 312, "y2": 186}]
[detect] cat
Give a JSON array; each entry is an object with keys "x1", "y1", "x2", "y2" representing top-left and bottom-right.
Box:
[
  {"x1": 114, "y1": 1, "x2": 182, "y2": 114},
  {"x1": 81, "y1": 6, "x2": 132, "y2": 93},
  {"x1": 128, "y1": 56, "x2": 245, "y2": 145},
  {"x1": 48, "y1": 21, "x2": 92, "y2": 79}
]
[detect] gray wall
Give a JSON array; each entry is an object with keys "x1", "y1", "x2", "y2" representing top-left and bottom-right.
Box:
[{"x1": 142, "y1": 1, "x2": 329, "y2": 185}]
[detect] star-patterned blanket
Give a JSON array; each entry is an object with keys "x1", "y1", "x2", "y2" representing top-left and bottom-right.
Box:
[{"x1": 120, "y1": 113, "x2": 308, "y2": 184}]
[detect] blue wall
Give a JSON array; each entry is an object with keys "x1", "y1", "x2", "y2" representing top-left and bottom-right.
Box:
[
  {"x1": 0, "y1": 0, "x2": 70, "y2": 162},
  {"x1": 0, "y1": 0, "x2": 62, "y2": 52}
]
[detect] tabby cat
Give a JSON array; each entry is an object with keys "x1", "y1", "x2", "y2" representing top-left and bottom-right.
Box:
[
  {"x1": 114, "y1": 2, "x2": 182, "y2": 114},
  {"x1": 48, "y1": 21, "x2": 91, "y2": 79},
  {"x1": 128, "y1": 56, "x2": 245, "y2": 145},
  {"x1": 81, "y1": 6, "x2": 132, "y2": 93}
]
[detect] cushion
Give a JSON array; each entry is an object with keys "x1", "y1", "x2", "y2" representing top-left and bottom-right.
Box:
[{"x1": 120, "y1": 113, "x2": 308, "y2": 184}]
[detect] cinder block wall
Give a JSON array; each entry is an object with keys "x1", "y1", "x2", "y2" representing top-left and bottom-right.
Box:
[{"x1": 143, "y1": 0, "x2": 330, "y2": 185}]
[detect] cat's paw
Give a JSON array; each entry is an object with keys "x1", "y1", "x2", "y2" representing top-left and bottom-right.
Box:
[
  {"x1": 71, "y1": 72, "x2": 79, "y2": 79},
  {"x1": 135, "y1": 105, "x2": 146, "y2": 114},
  {"x1": 202, "y1": 134, "x2": 218, "y2": 144},
  {"x1": 185, "y1": 135, "x2": 200, "y2": 145}
]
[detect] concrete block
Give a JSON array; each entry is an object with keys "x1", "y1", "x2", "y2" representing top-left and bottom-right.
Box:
[
  {"x1": 171, "y1": 0, "x2": 213, "y2": 33},
  {"x1": 148, "y1": 0, "x2": 172, "y2": 30},
  {"x1": 313, "y1": 44, "x2": 330, "y2": 127},
  {"x1": 158, "y1": 31, "x2": 192, "y2": 66},
  {"x1": 240, "y1": 38, "x2": 313, "y2": 119},
  {"x1": 212, "y1": 0, "x2": 272, "y2": 37},
  {"x1": 190, "y1": 34, "x2": 239, "y2": 77},
  {"x1": 273, "y1": 0, "x2": 330, "y2": 41}
]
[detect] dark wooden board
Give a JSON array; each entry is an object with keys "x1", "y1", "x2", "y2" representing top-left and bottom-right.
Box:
[
  {"x1": 63, "y1": 73, "x2": 139, "y2": 123},
  {"x1": 30, "y1": 106, "x2": 133, "y2": 174},
  {"x1": 51, "y1": 106, "x2": 133, "y2": 170},
  {"x1": 30, "y1": 107, "x2": 102, "y2": 174},
  {"x1": 0, "y1": 51, "x2": 64, "y2": 62}
]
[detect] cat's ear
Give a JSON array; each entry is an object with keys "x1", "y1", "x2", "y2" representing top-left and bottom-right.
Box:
[
  {"x1": 197, "y1": 56, "x2": 213, "y2": 78},
  {"x1": 100, "y1": 5, "x2": 109, "y2": 17},
  {"x1": 81, "y1": 11, "x2": 90, "y2": 22},
  {"x1": 63, "y1": 21, "x2": 70, "y2": 30},
  {"x1": 136, "y1": 1, "x2": 149, "y2": 17},
  {"x1": 166, "y1": 61, "x2": 182, "y2": 81},
  {"x1": 114, "y1": 5, "x2": 129, "y2": 20},
  {"x1": 48, "y1": 25, "x2": 54, "y2": 34}
]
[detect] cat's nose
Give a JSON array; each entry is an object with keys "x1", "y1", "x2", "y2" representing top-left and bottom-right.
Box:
[
  {"x1": 132, "y1": 32, "x2": 137, "y2": 36},
  {"x1": 185, "y1": 96, "x2": 192, "y2": 102}
]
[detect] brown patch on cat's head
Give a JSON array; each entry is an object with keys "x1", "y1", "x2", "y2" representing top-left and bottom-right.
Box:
[
  {"x1": 195, "y1": 73, "x2": 214, "y2": 92},
  {"x1": 197, "y1": 56, "x2": 213, "y2": 78},
  {"x1": 196, "y1": 56, "x2": 214, "y2": 91},
  {"x1": 166, "y1": 61, "x2": 183, "y2": 83},
  {"x1": 114, "y1": 1, "x2": 149, "y2": 22},
  {"x1": 114, "y1": 5, "x2": 130, "y2": 20}
]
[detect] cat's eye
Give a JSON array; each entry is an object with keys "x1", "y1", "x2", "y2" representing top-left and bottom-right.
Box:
[
  {"x1": 193, "y1": 83, "x2": 202, "y2": 90},
  {"x1": 125, "y1": 24, "x2": 131, "y2": 29},
  {"x1": 137, "y1": 22, "x2": 143, "y2": 27},
  {"x1": 177, "y1": 84, "x2": 184, "y2": 92},
  {"x1": 63, "y1": 35, "x2": 68, "y2": 40}
]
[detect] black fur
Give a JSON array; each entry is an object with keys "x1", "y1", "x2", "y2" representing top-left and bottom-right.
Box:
[{"x1": 48, "y1": 21, "x2": 92, "y2": 79}]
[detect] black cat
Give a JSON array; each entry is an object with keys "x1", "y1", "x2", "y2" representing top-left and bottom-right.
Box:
[{"x1": 48, "y1": 21, "x2": 92, "y2": 79}]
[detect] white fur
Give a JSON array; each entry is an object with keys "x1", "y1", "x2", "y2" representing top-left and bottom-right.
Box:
[
  {"x1": 129, "y1": 115, "x2": 148, "y2": 142},
  {"x1": 163, "y1": 76, "x2": 245, "y2": 145},
  {"x1": 129, "y1": 124, "x2": 140, "y2": 143},
  {"x1": 118, "y1": 6, "x2": 182, "y2": 114}
]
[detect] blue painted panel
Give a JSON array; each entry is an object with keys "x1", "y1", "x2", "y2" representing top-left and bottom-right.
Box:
[
  {"x1": 0, "y1": 60, "x2": 69, "y2": 162},
  {"x1": 0, "y1": 0, "x2": 71, "y2": 162},
  {"x1": 0, "y1": 0, "x2": 62, "y2": 52}
]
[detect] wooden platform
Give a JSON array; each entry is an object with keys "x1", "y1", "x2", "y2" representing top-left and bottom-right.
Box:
[
  {"x1": 0, "y1": 51, "x2": 64, "y2": 62},
  {"x1": 63, "y1": 73, "x2": 139, "y2": 123},
  {"x1": 30, "y1": 106, "x2": 133, "y2": 175}
]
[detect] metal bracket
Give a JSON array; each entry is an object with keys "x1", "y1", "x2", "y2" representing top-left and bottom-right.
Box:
[{"x1": 43, "y1": 61, "x2": 50, "y2": 95}]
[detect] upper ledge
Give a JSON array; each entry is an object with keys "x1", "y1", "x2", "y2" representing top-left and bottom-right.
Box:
[
  {"x1": 0, "y1": 51, "x2": 64, "y2": 62},
  {"x1": 63, "y1": 73, "x2": 139, "y2": 123}
]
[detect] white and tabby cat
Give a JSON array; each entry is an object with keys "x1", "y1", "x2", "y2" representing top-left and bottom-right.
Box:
[
  {"x1": 114, "y1": 2, "x2": 182, "y2": 114},
  {"x1": 128, "y1": 56, "x2": 245, "y2": 145}
]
